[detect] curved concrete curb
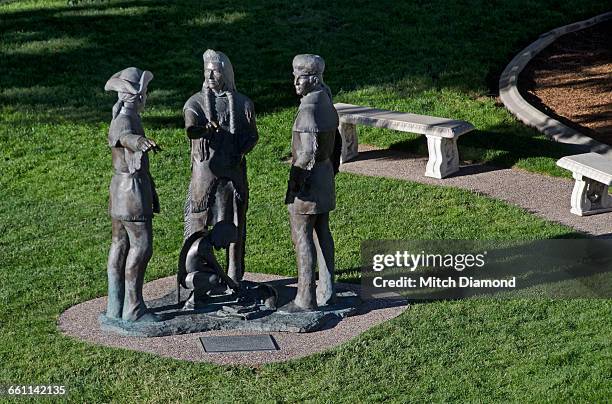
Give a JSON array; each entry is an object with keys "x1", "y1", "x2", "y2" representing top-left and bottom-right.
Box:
[{"x1": 499, "y1": 12, "x2": 612, "y2": 157}]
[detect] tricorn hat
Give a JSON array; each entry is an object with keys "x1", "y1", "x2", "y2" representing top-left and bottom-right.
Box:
[
  {"x1": 104, "y1": 67, "x2": 153, "y2": 95},
  {"x1": 293, "y1": 54, "x2": 325, "y2": 76}
]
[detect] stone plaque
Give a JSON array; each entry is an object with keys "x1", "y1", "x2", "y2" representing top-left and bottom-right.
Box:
[{"x1": 200, "y1": 334, "x2": 278, "y2": 353}]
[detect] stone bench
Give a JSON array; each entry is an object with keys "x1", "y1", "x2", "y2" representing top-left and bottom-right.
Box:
[
  {"x1": 334, "y1": 103, "x2": 475, "y2": 178},
  {"x1": 557, "y1": 153, "x2": 612, "y2": 216}
]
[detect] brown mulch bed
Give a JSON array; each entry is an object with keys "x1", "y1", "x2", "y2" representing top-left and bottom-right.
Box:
[{"x1": 519, "y1": 21, "x2": 612, "y2": 145}]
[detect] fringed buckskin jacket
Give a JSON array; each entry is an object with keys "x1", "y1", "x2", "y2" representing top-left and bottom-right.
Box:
[{"x1": 183, "y1": 88, "x2": 258, "y2": 217}]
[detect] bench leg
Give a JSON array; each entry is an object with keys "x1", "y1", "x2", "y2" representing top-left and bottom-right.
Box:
[
  {"x1": 425, "y1": 136, "x2": 459, "y2": 179},
  {"x1": 339, "y1": 122, "x2": 359, "y2": 163},
  {"x1": 570, "y1": 173, "x2": 612, "y2": 216}
]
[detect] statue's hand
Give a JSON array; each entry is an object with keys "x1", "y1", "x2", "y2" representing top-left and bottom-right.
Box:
[
  {"x1": 137, "y1": 137, "x2": 162, "y2": 153},
  {"x1": 205, "y1": 121, "x2": 220, "y2": 133},
  {"x1": 190, "y1": 121, "x2": 220, "y2": 140}
]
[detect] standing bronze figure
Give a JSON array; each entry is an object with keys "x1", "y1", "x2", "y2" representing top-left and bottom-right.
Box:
[
  {"x1": 104, "y1": 67, "x2": 160, "y2": 322},
  {"x1": 183, "y1": 49, "x2": 258, "y2": 283},
  {"x1": 284, "y1": 54, "x2": 341, "y2": 312}
]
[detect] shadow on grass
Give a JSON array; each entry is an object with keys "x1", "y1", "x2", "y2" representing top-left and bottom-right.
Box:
[
  {"x1": 329, "y1": 230, "x2": 611, "y2": 306},
  {"x1": 145, "y1": 114, "x2": 185, "y2": 130},
  {"x1": 345, "y1": 145, "x2": 505, "y2": 177},
  {"x1": 362, "y1": 235, "x2": 612, "y2": 304},
  {"x1": 386, "y1": 124, "x2": 586, "y2": 169},
  {"x1": 1, "y1": 0, "x2": 608, "y2": 123}
]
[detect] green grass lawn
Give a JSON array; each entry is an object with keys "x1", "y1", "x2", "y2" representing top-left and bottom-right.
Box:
[{"x1": 1, "y1": 0, "x2": 610, "y2": 402}]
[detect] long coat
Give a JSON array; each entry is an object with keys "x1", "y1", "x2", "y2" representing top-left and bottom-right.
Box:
[
  {"x1": 286, "y1": 88, "x2": 340, "y2": 215},
  {"x1": 108, "y1": 110, "x2": 159, "y2": 221}
]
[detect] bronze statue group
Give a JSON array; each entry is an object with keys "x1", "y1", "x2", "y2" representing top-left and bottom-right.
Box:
[{"x1": 104, "y1": 51, "x2": 340, "y2": 323}]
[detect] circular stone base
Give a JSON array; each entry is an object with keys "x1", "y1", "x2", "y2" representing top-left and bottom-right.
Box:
[
  {"x1": 98, "y1": 279, "x2": 362, "y2": 337},
  {"x1": 59, "y1": 273, "x2": 409, "y2": 365}
]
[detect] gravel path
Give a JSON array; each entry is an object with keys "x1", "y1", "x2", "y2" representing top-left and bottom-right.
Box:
[{"x1": 340, "y1": 144, "x2": 612, "y2": 237}]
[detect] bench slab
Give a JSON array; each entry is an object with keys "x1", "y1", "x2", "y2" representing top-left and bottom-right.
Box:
[
  {"x1": 557, "y1": 153, "x2": 612, "y2": 216},
  {"x1": 557, "y1": 153, "x2": 612, "y2": 185},
  {"x1": 334, "y1": 103, "x2": 475, "y2": 179},
  {"x1": 335, "y1": 103, "x2": 475, "y2": 138}
]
